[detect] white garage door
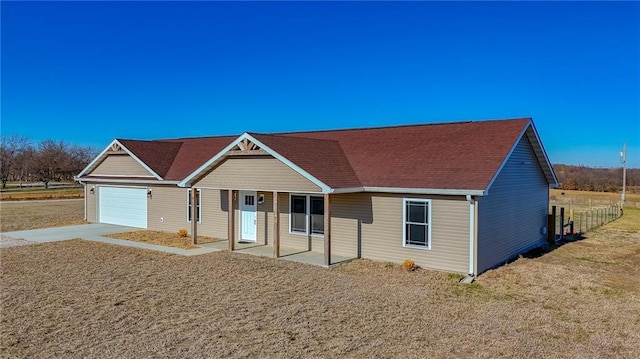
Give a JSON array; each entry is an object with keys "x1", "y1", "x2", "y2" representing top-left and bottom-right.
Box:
[{"x1": 98, "y1": 186, "x2": 147, "y2": 228}]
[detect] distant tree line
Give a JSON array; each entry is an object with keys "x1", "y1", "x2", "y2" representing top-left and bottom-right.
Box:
[
  {"x1": 0, "y1": 135, "x2": 98, "y2": 189},
  {"x1": 553, "y1": 164, "x2": 640, "y2": 193}
]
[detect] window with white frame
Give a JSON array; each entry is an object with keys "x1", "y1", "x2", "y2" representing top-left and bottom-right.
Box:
[
  {"x1": 403, "y1": 198, "x2": 431, "y2": 249},
  {"x1": 187, "y1": 189, "x2": 201, "y2": 223},
  {"x1": 290, "y1": 194, "x2": 324, "y2": 235}
]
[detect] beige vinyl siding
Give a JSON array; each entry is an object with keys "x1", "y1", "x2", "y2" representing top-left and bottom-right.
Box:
[
  {"x1": 145, "y1": 187, "x2": 229, "y2": 239},
  {"x1": 85, "y1": 184, "x2": 96, "y2": 222},
  {"x1": 145, "y1": 185, "x2": 187, "y2": 233},
  {"x1": 194, "y1": 157, "x2": 321, "y2": 193},
  {"x1": 89, "y1": 155, "x2": 154, "y2": 177},
  {"x1": 330, "y1": 194, "x2": 364, "y2": 259},
  {"x1": 256, "y1": 192, "x2": 273, "y2": 244},
  {"x1": 356, "y1": 193, "x2": 469, "y2": 273},
  {"x1": 476, "y1": 135, "x2": 549, "y2": 274},
  {"x1": 198, "y1": 189, "x2": 229, "y2": 239}
]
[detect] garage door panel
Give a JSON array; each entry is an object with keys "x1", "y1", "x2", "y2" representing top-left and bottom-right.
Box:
[{"x1": 98, "y1": 187, "x2": 147, "y2": 228}]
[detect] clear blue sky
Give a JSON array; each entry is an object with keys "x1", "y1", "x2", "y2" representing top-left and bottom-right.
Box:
[{"x1": 2, "y1": 1, "x2": 639, "y2": 167}]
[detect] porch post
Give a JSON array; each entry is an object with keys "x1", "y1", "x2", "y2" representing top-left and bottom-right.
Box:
[
  {"x1": 191, "y1": 187, "x2": 198, "y2": 245},
  {"x1": 324, "y1": 194, "x2": 331, "y2": 266},
  {"x1": 273, "y1": 191, "x2": 280, "y2": 258},
  {"x1": 228, "y1": 190, "x2": 235, "y2": 251}
]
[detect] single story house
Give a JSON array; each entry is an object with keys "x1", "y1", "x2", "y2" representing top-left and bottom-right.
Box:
[{"x1": 76, "y1": 117, "x2": 558, "y2": 276}]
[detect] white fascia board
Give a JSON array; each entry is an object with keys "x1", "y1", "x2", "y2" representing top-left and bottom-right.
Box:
[
  {"x1": 195, "y1": 185, "x2": 324, "y2": 194},
  {"x1": 77, "y1": 177, "x2": 179, "y2": 185},
  {"x1": 485, "y1": 120, "x2": 559, "y2": 194},
  {"x1": 76, "y1": 139, "x2": 163, "y2": 180},
  {"x1": 362, "y1": 186, "x2": 485, "y2": 196},
  {"x1": 178, "y1": 133, "x2": 332, "y2": 193},
  {"x1": 178, "y1": 134, "x2": 251, "y2": 187},
  {"x1": 528, "y1": 121, "x2": 559, "y2": 187},
  {"x1": 332, "y1": 186, "x2": 485, "y2": 196},
  {"x1": 330, "y1": 187, "x2": 365, "y2": 194},
  {"x1": 76, "y1": 139, "x2": 118, "y2": 178},
  {"x1": 483, "y1": 121, "x2": 532, "y2": 196},
  {"x1": 243, "y1": 134, "x2": 332, "y2": 193}
]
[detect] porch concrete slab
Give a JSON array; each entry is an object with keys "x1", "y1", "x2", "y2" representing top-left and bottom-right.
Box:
[
  {"x1": 3, "y1": 225, "x2": 355, "y2": 264},
  {"x1": 232, "y1": 242, "x2": 355, "y2": 267}
]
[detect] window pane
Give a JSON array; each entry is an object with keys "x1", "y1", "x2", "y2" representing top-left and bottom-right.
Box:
[
  {"x1": 407, "y1": 202, "x2": 426, "y2": 223},
  {"x1": 245, "y1": 195, "x2": 254, "y2": 206},
  {"x1": 406, "y1": 224, "x2": 427, "y2": 246},
  {"x1": 311, "y1": 214, "x2": 324, "y2": 234},
  {"x1": 291, "y1": 213, "x2": 306, "y2": 233},
  {"x1": 196, "y1": 191, "x2": 201, "y2": 222},
  {"x1": 310, "y1": 197, "x2": 324, "y2": 215},
  {"x1": 292, "y1": 196, "x2": 306, "y2": 214},
  {"x1": 187, "y1": 190, "x2": 192, "y2": 221}
]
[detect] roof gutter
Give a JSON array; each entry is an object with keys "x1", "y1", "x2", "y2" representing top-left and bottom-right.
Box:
[
  {"x1": 331, "y1": 186, "x2": 484, "y2": 196},
  {"x1": 75, "y1": 177, "x2": 180, "y2": 185}
]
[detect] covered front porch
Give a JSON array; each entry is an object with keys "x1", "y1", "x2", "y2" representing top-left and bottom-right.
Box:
[
  {"x1": 185, "y1": 136, "x2": 359, "y2": 266},
  {"x1": 190, "y1": 188, "x2": 353, "y2": 267}
]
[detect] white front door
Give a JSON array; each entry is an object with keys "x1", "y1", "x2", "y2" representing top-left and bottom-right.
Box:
[{"x1": 240, "y1": 191, "x2": 257, "y2": 242}]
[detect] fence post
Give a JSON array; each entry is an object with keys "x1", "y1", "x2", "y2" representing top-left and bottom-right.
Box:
[
  {"x1": 560, "y1": 207, "x2": 565, "y2": 240},
  {"x1": 548, "y1": 206, "x2": 556, "y2": 244}
]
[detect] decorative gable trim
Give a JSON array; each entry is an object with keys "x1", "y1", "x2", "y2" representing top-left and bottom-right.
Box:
[
  {"x1": 227, "y1": 137, "x2": 269, "y2": 156},
  {"x1": 178, "y1": 133, "x2": 332, "y2": 193},
  {"x1": 76, "y1": 139, "x2": 163, "y2": 180}
]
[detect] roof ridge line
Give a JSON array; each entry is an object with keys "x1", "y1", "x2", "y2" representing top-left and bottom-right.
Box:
[{"x1": 265, "y1": 117, "x2": 531, "y2": 136}]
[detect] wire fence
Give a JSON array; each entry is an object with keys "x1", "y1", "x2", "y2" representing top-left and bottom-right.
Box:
[{"x1": 551, "y1": 204, "x2": 621, "y2": 240}]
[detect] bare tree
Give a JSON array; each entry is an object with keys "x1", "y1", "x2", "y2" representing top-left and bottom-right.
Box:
[
  {"x1": 0, "y1": 135, "x2": 31, "y2": 189},
  {"x1": 30, "y1": 140, "x2": 67, "y2": 189}
]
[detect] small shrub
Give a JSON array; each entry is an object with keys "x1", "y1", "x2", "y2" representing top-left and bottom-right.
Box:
[
  {"x1": 177, "y1": 229, "x2": 188, "y2": 238},
  {"x1": 402, "y1": 259, "x2": 416, "y2": 271},
  {"x1": 384, "y1": 262, "x2": 395, "y2": 269}
]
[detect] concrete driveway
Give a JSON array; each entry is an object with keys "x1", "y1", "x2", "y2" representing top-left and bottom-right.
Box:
[
  {"x1": 1, "y1": 224, "x2": 220, "y2": 255},
  {"x1": 2, "y1": 224, "x2": 138, "y2": 244}
]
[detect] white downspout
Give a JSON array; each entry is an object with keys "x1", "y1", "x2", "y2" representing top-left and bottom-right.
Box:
[
  {"x1": 78, "y1": 180, "x2": 87, "y2": 221},
  {"x1": 466, "y1": 194, "x2": 475, "y2": 278}
]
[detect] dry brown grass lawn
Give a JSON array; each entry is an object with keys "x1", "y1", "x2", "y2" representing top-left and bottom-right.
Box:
[
  {"x1": 0, "y1": 199, "x2": 85, "y2": 232},
  {"x1": 2, "y1": 208, "x2": 640, "y2": 358},
  {"x1": 550, "y1": 188, "x2": 640, "y2": 209},
  {"x1": 0, "y1": 188, "x2": 84, "y2": 201},
  {"x1": 105, "y1": 230, "x2": 221, "y2": 249}
]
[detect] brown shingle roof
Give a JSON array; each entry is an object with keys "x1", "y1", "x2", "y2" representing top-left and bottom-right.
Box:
[
  {"x1": 276, "y1": 118, "x2": 531, "y2": 190},
  {"x1": 91, "y1": 118, "x2": 542, "y2": 192},
  {"x1": 116, "y1": 139, "x2": 182, "y2": 178},
  {"x1": 251, "y1": 133, "x2": 361, "y2": 188},
  {"x1": 161, "y1": 136, "x2": 237, "y2": 181},
  {"x1": 115, "y1": 136, "x2": 236, "y2": 181}
]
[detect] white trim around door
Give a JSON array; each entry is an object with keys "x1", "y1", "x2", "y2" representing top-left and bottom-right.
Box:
[{"x1": 239, "y1": 190, "x2": 257, "y2": 242}]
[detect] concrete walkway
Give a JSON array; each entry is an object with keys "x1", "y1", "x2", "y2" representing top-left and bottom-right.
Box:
[
  {"x1": 1, "y1": 224, "x2": 222, "y2": 256},
  {"x1": 1, "y1": 225, "x2": 355, "y2": 264}
]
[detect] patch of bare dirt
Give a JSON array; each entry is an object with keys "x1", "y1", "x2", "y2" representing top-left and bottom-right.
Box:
[
  {"x1": 0, "y1": 234, "x2": 36, "y2": 248},
  {"x1": 104, "y1": 230, "x2": 221, "y2": 249}
]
